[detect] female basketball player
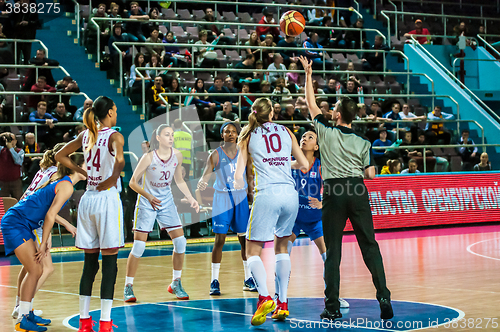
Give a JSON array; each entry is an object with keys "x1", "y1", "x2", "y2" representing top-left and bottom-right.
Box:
[
  {"x1": 56, "y1": 96, "x2": 125, "y2": 332},
  {"x1": 124, "y1": 124, "x2": 199, "y2": 302},
  {"x1": 234, "y1": 97, "x2": 309, "y2": 326},
  {"x1": 12, "y1": 144, "x2": 78, "y2": 320},
  {"x1": 197, "y1": 122, "x2": 256, "y2": 296},
  {"x1": 1, "y1": 154, "x2": 85, "y2": 332}
]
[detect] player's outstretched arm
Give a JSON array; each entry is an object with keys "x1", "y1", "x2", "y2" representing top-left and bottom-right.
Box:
[
  {"x1": 173, "y1": 149, "x2": 200, "y2": 213},
  {"x1": 55, "y1": 215, "x2": 77, "y2": 237},
  {"x1": 55, "y1": 132, "x2": 87, "y2": 178},
  {"x1": 129, "y1": 152, "x2": 162, "y2": 210},
  {"x1": 287, "y1": 127, "x2": 309, "y2": 172},
  {"x1": 197, "y1": 150, "x2": 217, "y2": 191},
  {"x1": 234, "y1": 137, "x2": 249, "y2": 190},
  {"x1": 97, "y1": 132, "x2": 125, "y2": 191},
  {"x1": 298, "y1": 56, "x2": 321, "y2": 119}
]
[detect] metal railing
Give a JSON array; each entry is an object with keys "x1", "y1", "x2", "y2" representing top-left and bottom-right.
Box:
[
  {"x1": 410, "y1": 35, "x2": 500, "y2": 125},
  {"x1": 452, "y1": 57, "x2": 500, "y2": 78},
  {"x1": 0, "y1": 91, "x2": 90, "y2": 122},
  {"x1": 1, "y1": 39, "x2": 49, "y2": 65},
  {"x1": 93, "y1": 16, "x2": 385, "y2": 64},
  {"x1": 477, "y1": 34, "x2": 500, "y2": 59},
  {"x1": 1, "y1": 64, "x2": 70, "y2": 79},
  {"x1": 1, "y1": 122, "x2": 83, "y2": 145},
  {"x1": 72, "y1": 0, "x2": 80, "y2": 40}
]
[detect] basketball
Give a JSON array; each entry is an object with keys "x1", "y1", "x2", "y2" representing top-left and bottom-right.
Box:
[{"x1": 280, "y1": 10, "x2": 306, "y2": 37}]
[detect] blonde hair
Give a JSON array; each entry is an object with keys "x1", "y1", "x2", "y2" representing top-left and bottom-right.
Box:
[
  {"x1": 37, "y1": 153, "x2": 83, "y2": 190},
  {"x1": 39, "y1": 143, "x2": 66, "y2": 170},
  {"x1": 238, "y1": 97, "x2": 273, "y2": 143}
]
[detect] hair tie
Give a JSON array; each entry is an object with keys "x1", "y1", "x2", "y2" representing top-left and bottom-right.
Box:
[{"x1": 252, "y1": 110, "x2": 257, "y2": 114}]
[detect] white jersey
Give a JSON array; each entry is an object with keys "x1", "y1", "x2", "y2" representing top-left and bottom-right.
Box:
[
  {"x1": 82, "y1": 127, "x2": 121, "y2": 192},
  {"x1": 24, "y1": 166, "x2": 58, "y2": 197},
  {"x1": 248, "y1": 122, "x2": 294, "y2": 191},
  {"x1": 137, "y1": 148, "x2": 178, "y2": 210}
]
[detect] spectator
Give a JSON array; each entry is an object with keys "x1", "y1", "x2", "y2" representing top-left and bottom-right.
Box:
[
  {"x1": 213, "y1": 101, "x2": 239, "y2": 136},
  {"x1": 74, "y1": 98, "x2": 93, "y2": 122},
  {"x1": 286, "y1": 62, "x2": 301, "y2": 88},
  {"x1": 271, "y1": 77, "x2": 292, "y2": 104},
  {"x1": 23, "y1": 132, "x2": 44, "y2": 155},
  {"x1": 474, "y1": 152, "x2": 491, "y2": 171},
  {"x1": 148, "y1": 76, "x2": 167, "y2": 118},
  {"x1": 401, "y1": 159, "x2": 421, "y2": 174},
  {"x1": 458, "y1": 129, "x2": 480, "y2": 170},
  {"x1": 344, "y1": 18, "x2": 369, "y2": 50},
  {"x1": 381, "y1": 159, "x2": 401, "y2": 175},
  {"x1": 125, "y1": 2, "x2": 148, "y2": 43},
  {"x1": 145, "y1": 53, "x2": 162, "y2": 79},
  {"x1": 368, "y1": 100, "x2": 383, "y2": 117},
  {"x1": 12, "y1": 0, "x2": 40, "y2": 64},
  {"x1": 259, "y1": 80, "x2": 272, "y2": 94},
  {"x1": 253, "y1": 59, "x2": 265, "y2": 85},
  {"x1": 28, "y1": 76, "x2": 56, "y2": 111},
  {"x1": 425, "y1": 106, "x2": 454, "y2": 144},
  {"x1": 233, "y1": 54, "x2": 255, "y2": 86},
  {"x1": 343, "y1": 61, "x2": 361, "y2": 87},
  {"x1": 353, "y1": 103, "x2": 377, "y2": 136},
  {"x1": 0, "y1": 2, "x2": 12, "y2": 38},
  {"x1": 29, "y1": 101, "x2": 57, "y2": 147},
  {"x1": 399, "y1": 103, "x2": 425, "y2": 139},
  {"x1": 208, "y1": 77, "x2": 231, "y2": 110},
  {"x1": 55, "y1": 76, "x2": 80, "y2": 111},
  {"x1": 193, "y1": 30, "x2": 220, "y2": 68},
  {"x1": 267, "y1": 54, "x2": 286, "y2": 85},
  {"x1": 256, "y1": 8, "x2": 280, "y2": 41},
  {"x1": 0, "y1": 82, "x2": 10, "y2": 123},
  {"x1": 324, "y1": 78, "x2": 340, "y2": 104},
  {"x1": 362, "y1": 35, "x2": 390, "y2": 71},
  {"x1": 162, "y1": 31, "x2": 181, "y2": 67},
  {"x1": 143, "y1": 7, "x2": 161, "y2": 38},
  {"x1": 108, "y1": 2, "x2": 121, "y2": 20},
  {"x1": 261, "y1": 34, "x2": 277, "y2": 67},
  {"x1": 320, "y1": 101, "x2": 333, "y2": 121},
  {"x1": 50, "y1": 102, "x2": 73, "y2": 146},
  {"x1": 173, "y1": 119, "x2": 193, "y2": 177},
  {"x1": 272, "y1": 103, "x2": 284, "y2": 121},
  {"x1": 281, "y1": 103, "x2": 306, "y2": 141},
  {"x1": 277, "y1": 35, "x2": 300, "y2": 67},
  {"x1": 224, "y1": 76, "x2": 239, "y2": 106},
  {"x1": 414, "y1": 131, "x2": 448, "y2": 172},
  {"x1": 240, "y1": 82, "x2": 255, "y2": 120},
  {"x1": 167, "y1": 78, "x2": 187, "y2": 109},
  {"x1": 0, "y1": 132, "x2": 24, "y2": 199},
  {"x1": 399, "y1": 131, "x2": 419, "y2": 165},
  {"x1": 199, "y1": 7, "x2": 229, "y2": 45},
  {"x1": 63, "y1": 123, "x2": 86, "y2": 143},
  {"x1": 303, "y1": 32, "x2": 334, "y2": 70},
  {"x1": 108, "y1": 23, "x2": 132, "y2": 80},
  {"x1": 342, "y1": 79, "x2": 359, "y2": 103},
  {"x1": 24, "y1": 49, "x2": 59, "y2": 90},
  {"x1": 404, "y1": 19, "x2": 431, "y2": 44},
  {"x1": 372, "y1": 128, "x2": 393, "y2": 167},
  {"x1": 85, "y1": 3, "x2": 109, "y2": 54},
  {"x1": 145, "y1": 28, "x2": 165, "y2": 62},
  {"x1": 23, "y1": 132, "x2": 44, "y2": 180},
  {"x1": 191, "y1": 78, "x2": 215, "y2": 120},
  {"x1": 246, "y1": 31, "x2": 263, "y2": 59},
  {"x1": 382, "y1": 102, "x2": 403, "y2": 139},
  {"x1": 129, "y1": 53, "x2": 151, "y2": 91},
  {"x1": 453, "y1": 21, "x2": 474, "y2": 46}
]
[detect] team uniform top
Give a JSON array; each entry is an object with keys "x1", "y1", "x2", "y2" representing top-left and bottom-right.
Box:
[
  {"x1": 5, "y1": 176, "x2": 71, "y2": 231},
  {"x1": 292, "y1": 157, "x2": 322, "y2": 222},
  {"x1": 137, "y1": 148, "x2": 178, "y2": 211},
  {"x1": 24, "y1": 165, "x2": 58, "y2": 197},
  {"x1": 248, "y1": 122, "x2": 294, "y2": 191},
  {"x1": 213, "y1": 146, "x2": 247, "y2": 193},
  {"x1": 82, "y1": 127, "x2": 121, "y2": 191}
]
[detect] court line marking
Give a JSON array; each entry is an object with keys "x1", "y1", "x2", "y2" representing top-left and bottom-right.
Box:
[
  {"x1": 466, "y1": 237, "x2": 500, "y2": 261},
  {"x1": 0, "y1": 284, "x2": 125, "y2": 302},
  {"x1": 61, "y1": 297, "x2": 465, "y2": 332}
]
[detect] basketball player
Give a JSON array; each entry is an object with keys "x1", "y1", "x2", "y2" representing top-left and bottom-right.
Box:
[
  {"x1": 273, "y1": 130, "x2": 350, "y2": 309},
  {"x1": 1, "y1": 154, "x2": 85, "y2": 332},
  {"x1": 12, "y1": 144, "x2": 78, "y2": 320},
  {"x1": 124, "y1": 124, "x2": 199, "y2": 302},
  {"x1": 197, "y1": 122, "x2": 256, "y2": 295},
  {"x1": 234, "y1": 98, "x2": 309, "y2": 326},
  {"x1": 56, "y1": 96, "x2": 125, "y2": 332}
]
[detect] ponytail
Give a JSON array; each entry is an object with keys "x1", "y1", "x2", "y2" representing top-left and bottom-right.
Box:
[
  {"x1": 39, "y1": 142, "x2": 66, "y2": 170},
  {"x1": 387, "y1": 159, "x2": 401, "y2": 174},
  {"x1": 238, "y1": 97, "x2": 273, "y2": 144},
  {"x1": 149, "y1": 124, "x2": 172, "y2": 152},
  {"x1": 37, "y1": 153, "x2": 84, "y2": 190},
  {"x1": 82, "y1": 96, "x2": 115, "y2": 152}
]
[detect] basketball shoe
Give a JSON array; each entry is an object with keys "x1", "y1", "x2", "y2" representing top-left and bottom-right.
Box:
[
  {"x1": 123, "y1": 284, "x2": 136, "y2": 303},
  {"x1": 168, "y1": 278, "x2": 189, "y2": 300},
  {"x1": 77, "y1": 317, "x2": 95, "y2": 332},
  {"x1": 251, "y1": 295, "x2": 276, "y2": 326},
  {"x1": 271, "y1": 299, "x2": 289, "y2": 321}
]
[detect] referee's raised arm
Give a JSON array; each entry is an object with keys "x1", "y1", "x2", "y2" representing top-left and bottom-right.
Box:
[{"x1": 299, "y1": 56, "x2": 394, "y2": 322}]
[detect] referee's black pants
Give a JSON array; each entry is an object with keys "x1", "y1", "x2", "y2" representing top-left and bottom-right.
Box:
[{"x1": 322, "y1": 178, "x2": 391, "y2": 311}]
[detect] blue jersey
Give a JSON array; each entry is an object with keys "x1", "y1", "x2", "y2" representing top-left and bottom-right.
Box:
[
  {"x1": 292, "y1": 158, "x2": 322, "y2": 222},
  {"x1": 213, "y1": 146, "x2": 247, "y2": 192},
  {"x1": 8, "y1": 176, "x2": 71, "y2": 231}
]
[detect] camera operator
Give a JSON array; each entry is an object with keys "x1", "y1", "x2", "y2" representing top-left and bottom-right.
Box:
[{"x1": 0, "y1": 132, "x2": 25, "y2": 200}]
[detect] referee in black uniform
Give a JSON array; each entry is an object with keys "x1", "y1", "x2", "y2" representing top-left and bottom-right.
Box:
[{"x1": 299, "y1": 56, "x2": 393, "y2": 321}]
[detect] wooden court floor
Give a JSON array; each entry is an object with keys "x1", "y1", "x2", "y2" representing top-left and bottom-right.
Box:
[{"x1": 1, "y1": 224, "x2": 499, "y2": 331}]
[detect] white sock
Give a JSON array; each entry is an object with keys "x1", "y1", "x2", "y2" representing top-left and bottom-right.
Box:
[
  {"x1": 19, "y1": 301, "x2": 30, "y2": 318},
  {"x1": 125, "y1": 276, "x2": 134, "y2": 286},
  {"x1": 247, "y1": 256, "x2": 269, "y2": 297},
  {"x1": 100, "y1": 299, "x2": 113, "y2": 322},
  {"x1": 173, "y1": 270, "x2": 182, "y2": 281},
  {"x1": 211, "y1": 263, "x2": 220, "y2": 282},
  {"x1": 242, "y1": 261, "x2": 251, "y2": 280},
  {"x1": 30, "y1": 299, "x2": 34, "y2": 311},
  {"x1": 79, "y1": 295, "x2": 91, "y2": 319},
  {"x1": 16, "y1": 296, "x2": 20, "y2": 306},
  {"x1": 274, "y1": 272, "x2": 279, "y2": 297},
  {"x1": 287, "y1": 241, "x2": 293, "y2": 256},
  {"x1": 275, "y1": 253, "x2": 291, "y2": 303},
  {"x1": 321, "y1": 252, "x2": 326, "y2": 262}
]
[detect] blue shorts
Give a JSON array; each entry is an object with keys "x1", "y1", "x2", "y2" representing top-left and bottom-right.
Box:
[
  {"x1": 1, "y1": 210, "x2": 35, "y2": 256},
  {"x1": 212, "y1": 190, "x2": 249, "y2": 234},
  {"x1": 292, "y1": 218, "x2": 323, "y2": 241}
]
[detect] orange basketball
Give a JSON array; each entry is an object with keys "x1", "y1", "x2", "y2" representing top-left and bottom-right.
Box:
[{"x1": 280, "y1": 10, "x2": 306, "y2": 37}]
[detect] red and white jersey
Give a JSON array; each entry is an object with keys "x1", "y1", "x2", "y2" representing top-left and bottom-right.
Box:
[
  {"x1": 24, "y1": 166, "x2": 58, "y2": 197},
  {"x1": 248, "y1": 122, "x2": 294, "y2": 191},
  {"x1": 82, "y1": 127, "x2": 121, "y2": 192},
  {"x1": 137, "y1": 148, "x2": 178, "y2": 210}
]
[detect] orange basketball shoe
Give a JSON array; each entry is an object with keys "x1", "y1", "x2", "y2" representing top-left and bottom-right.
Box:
[{"x1": 251, "y1": 295, "x2": 276, "y2": 326}]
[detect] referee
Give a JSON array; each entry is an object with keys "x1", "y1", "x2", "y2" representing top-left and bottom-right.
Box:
[{"x1": 299, "y1": 57, "x2": 393, "y2": 321}]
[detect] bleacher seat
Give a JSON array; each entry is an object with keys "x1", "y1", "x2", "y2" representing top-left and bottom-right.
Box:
[
  {"x1": 161, "y1": 8, "x2": 178, "y2": 20},
  {"x1": 193, "y1": 9, "x2": 205, "y2": 21},
  {"x1": 222, "y1": 11, "x2": 238, "y2": 22},
  {"x1": 177, "y1": 9, "x2": 193, "y2": 21},
  {"x1": 186, "y1": 27, "x2": 199, "y2": 42},
  {"x1": 237, "y1": 12, "x2": 253, "y2": 23}
]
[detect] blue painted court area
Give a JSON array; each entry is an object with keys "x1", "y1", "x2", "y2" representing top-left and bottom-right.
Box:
[{"x1": 65, "y1": 298, "x2": 463, "y2": 331}]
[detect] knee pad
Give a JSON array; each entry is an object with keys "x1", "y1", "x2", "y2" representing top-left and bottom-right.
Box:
[
  {"x1": 131, "y1": 240, "x2": 146, "y2": 258},
  {"x1": 80, "y1": 252, "x2": 100, "y2": 296},
  {"x1": 172, "y1": 236, "x2": 186, "y2": 254}
]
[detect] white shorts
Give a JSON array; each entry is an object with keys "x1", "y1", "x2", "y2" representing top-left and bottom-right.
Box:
[
  {"x1": 133, "y1": 196, "x2": 182, "y2": 233},
  {"x1": 75, "y1": 188, "x2": 125, "y2": 250},
  {"x1": 33, "y1": 227, "x2": 42, "y2": 246},
  {"x1": 246, "y1": 184, "x2": 299, "y2": 242}
]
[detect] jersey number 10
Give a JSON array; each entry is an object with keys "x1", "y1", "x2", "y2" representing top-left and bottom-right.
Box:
[
  {"x1": 86, "y1": 149, "x2": 101, "y2": 172},
  {"x1": 262, "y1": 133, "x2": 282, "y2": 153}
]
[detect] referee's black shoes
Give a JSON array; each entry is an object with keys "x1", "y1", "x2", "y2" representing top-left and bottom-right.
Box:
[
  {"x1": 379, "y1": 298, "x2": 394, "y2": 320},
  {"x1": 320, "y1": 308, "x2": 342, "y2": 321}
]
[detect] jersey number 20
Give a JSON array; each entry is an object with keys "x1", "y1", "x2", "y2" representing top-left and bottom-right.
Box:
[{"x1": 262, "y1": 134, "x2": 282, "y2": 153}]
